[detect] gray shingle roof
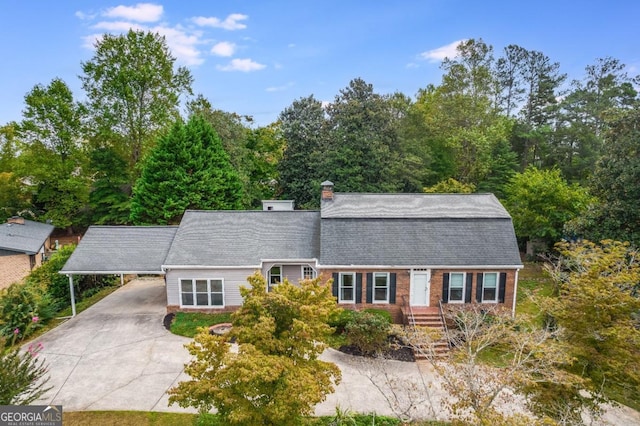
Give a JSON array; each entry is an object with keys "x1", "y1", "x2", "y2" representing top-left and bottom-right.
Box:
[
  {"x1": 60, "y1": 226, "x2": 178, "y2": 274},
  {"x1": 321, "y1": 193, "x2": 511, "y2": 219},
  {"x1": 164, "y1": 210, "x2": 320, "y2": 267},
  {"x1": 320, "y1": 217, "x2": 522, "y2": 266},
  {"x1": 0, "y1": 219, "x2": 54, "y2": 254}
]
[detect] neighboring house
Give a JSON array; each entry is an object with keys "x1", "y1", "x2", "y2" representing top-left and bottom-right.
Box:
[
  {"x1": 61, "y1": 182, "x2": 523, "y2": 323},
  {"x1": 0, "y1": 216, "x2": 54, "y2": 289}
]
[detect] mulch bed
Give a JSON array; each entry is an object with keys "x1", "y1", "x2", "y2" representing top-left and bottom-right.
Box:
[
  {"x1": 163, "y1": 313, "x2": 175, "y2": 331},
  {"x1": 338, "y1": 335, "x2": 416, "y2": 362},
  {"x1": 164, "y1": 314, "x2": 415, "y2": 362}
]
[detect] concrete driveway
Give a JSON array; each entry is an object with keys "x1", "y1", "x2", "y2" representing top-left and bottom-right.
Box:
[{"x1": 33, "y1": 277, "x2": 194, "y2": 413}]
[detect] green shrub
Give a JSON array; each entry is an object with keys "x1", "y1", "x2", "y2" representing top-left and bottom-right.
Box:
[
  {"x1": 328, "y1": 308, "x2": 357, "y2": 333},
  {"x1": 362, "y1": 308, "x2": 392, "y2": 324},
  {"x1": 27, "y1": 245, "x2": 76, "y2": 307},
  {"x1": 28, "y1": 245, "x2": 117, "y2": 309},
  {"x1": 0, "y1": 281, "x2": 56, "y2": 341},
  {"x1": 344, "y1": 311, "x2": 391, "y2": 354}
]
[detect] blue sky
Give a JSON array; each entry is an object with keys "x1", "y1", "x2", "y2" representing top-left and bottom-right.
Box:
[{"x1": 1, "y1": 1, "x2": 638, "y2": 127}]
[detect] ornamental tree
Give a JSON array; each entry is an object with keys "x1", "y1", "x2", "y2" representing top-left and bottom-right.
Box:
[
  {"x1": 168, "y1": 273, "x2": 341, "y2": 425},
  {"x1": 542, "y1": 240, "x2": 640, "y2": 405}
]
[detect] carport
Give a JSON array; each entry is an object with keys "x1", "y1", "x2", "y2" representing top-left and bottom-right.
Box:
[{"x1": 59, "y1": 226, "x2": 178, "y2": 316}]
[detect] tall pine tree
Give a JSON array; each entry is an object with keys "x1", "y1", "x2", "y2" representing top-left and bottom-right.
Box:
[{"x1": 130, "y1": 116, "x2": 243, "y2": 225}]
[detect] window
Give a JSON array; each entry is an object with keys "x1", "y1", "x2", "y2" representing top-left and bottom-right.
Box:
[
  {"x1": 339, "y1": 273, "x2": 355, "y2": 303},
  {"x1": 268, "y1": 265, "x2": 282, "y2": 291},
  {"x1": 482, "y1": 272, "x2": 498, "y2": 302},
  {"x1": 302, "y1": 265, "x2": 316, "y2": 280},
  {"x1": 373, "y1": 272, "x2": 389, "y2": 303},
  {"x1": 180, "y1": 278, "x2": 224, "y2": 308},
  {"x1": 449, "y1": 272, "x2": 465, "y2": 303}
]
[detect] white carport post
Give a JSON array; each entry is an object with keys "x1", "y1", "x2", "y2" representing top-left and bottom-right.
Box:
[{"x1": 67, "y1": 274, "x2": 77, "y2": 317}]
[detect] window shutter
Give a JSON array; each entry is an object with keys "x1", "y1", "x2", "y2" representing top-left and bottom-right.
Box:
[
  {"x1": 356, "y1": 273, "x2": 363, "y2": 303},
  {"x1": 332, "y1": 273, "x2": 338, "y2": 298},
  {"x1": 390, "y1": 273, "x2": 397, "y2": 304},
  {"x1": 465, "y1": 273, "x2": 473, "y2": 303},
  {"x1": 498, "y1": 272, "x2": 507, "y2": 303},
  {"x1": 366, "y1": 273, "x2": 373, "y2": 303},
  {"x1": 442, "y1": 273, "x2": 449, "y2": 303},
  {"x1": 476, "y1": 273, "x2": 484, "y2": 302}
]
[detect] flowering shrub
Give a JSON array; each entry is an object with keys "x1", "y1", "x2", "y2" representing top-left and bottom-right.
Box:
[
  {"x1": 0, "y1": 336, "x2": 51, "y2": 404},
  {"x1": 0, "y1": 281, "x2": 55, "y2": 341}
]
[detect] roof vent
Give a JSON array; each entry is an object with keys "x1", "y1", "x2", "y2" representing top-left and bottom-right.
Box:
[{"x1": 261, "y1": 200, "x2": 294, "y2": 211}]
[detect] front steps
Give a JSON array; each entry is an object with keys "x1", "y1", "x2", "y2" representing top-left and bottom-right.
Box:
[{"x1": 401, "y1": 306, "x2": 450, "y2": 358}]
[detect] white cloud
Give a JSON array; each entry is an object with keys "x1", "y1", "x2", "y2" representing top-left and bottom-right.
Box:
[
  {"x1": 81, "y1": 33, "x2": 103, "y2": 49},
  {"x1": 193, "y1": 13, "x2": 248, "y2": 30},
  {"x1": 266, "y1": 82, "x2": 294, "y2": 92},
  {"x1": 211, "y1": 41, "x2": 236, "y2": 57},
  {"x1": 153, "y1": 26, "x2": 204, "y2": 66},
  {"x1": 92, "y1": 21, "x2": 144, "y2": 32},
  {"x1": 217, "y1": 58, "x2": 265, "y2": 72},
  {"x1": 420, "y1": 39, "x2": 467, "y2": 62},
  {"x1": 103, "y1": 3, "x2": 163, "y2": 22},
  {"x1": 75, "y1": 11, "x2": 97, "y2": 20}
]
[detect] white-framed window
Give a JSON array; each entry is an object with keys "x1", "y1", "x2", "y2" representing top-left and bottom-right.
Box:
[
  {"x1": 449, "y1": 272, "x2": 465, "y2": 303},
  {"x1": 373, "y1": 272, "x2": 389, "y2": 303},
  {"x1": 268, "y1": 265, "x2": 282, "y2": 291},
  {"x1": 339, "y1": 272, "x2": 356, "y2": 303},
  {"x1": 482, "y1": 272, "x2": 498, "y2": 303},
  {"x1": 180, "y1": 278, "x2": 224, "y2": 308},
  {"x1": 302, "y1": 265, "x2": 317, "y2": 280}
]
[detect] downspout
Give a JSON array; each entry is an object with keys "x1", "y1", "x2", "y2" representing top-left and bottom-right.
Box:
[{"x1": 512, "y1": 268, "x2": 520, "y2": 318}]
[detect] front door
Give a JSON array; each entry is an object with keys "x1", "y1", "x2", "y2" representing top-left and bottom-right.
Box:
[{"x1": 411, "y1": 271, "x2": 430, "y2": 306}]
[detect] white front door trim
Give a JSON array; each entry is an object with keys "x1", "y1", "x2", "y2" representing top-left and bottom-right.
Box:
[{"x1": 410, "y1": 269, "x2": 431, "y2": 306}]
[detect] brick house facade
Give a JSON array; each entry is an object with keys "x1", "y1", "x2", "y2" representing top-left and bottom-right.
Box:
[{"x1": 62, "y1": 183, "x2": 523, "y2": 322}]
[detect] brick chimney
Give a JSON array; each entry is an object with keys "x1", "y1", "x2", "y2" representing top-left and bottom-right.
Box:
[
  {"x1": 7, "y1": 216, "x2": 25, "y2": 225},
  {"x1": 321, "y1": 180, "x2": 334, "y2": 201}
]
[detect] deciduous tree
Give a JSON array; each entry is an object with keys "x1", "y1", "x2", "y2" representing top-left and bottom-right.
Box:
[
  {"x1": 81, "y1": 30, "x2": 193, "y2": 172},
  {"x1": 16, "y1": 79, "x2": 88, "y2": 230},
  {"x1": 502, "y1": 167, "x2": 591, "y2": 249}
]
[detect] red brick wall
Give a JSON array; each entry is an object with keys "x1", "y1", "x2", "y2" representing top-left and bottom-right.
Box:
[
  {"x1": 319, "y1": 268, "x2": 518, "y2": 323},
  {"x1": 0, "y1": 254, "x2": 32, "y2": 289}
]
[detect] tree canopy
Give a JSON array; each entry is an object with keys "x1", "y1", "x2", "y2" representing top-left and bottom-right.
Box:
[{"x1": 130, "y1": 116, "x2": 243, "y2": 225}]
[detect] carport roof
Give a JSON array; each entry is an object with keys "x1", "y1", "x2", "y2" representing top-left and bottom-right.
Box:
[{"x1": 60, "y1": 226, "x2": 178, "y2": 274}]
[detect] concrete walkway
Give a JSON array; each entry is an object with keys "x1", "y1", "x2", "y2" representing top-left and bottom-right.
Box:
[{"x1": 30, "y1": 278, "x2": 640, "y2": 424}]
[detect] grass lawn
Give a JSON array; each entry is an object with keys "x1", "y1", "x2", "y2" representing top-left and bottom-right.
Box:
[
  {"x1": 515, "y1": 261, "x2": 554, "y2": 319},
  {"x1": 169, "y1": 312, "x2": 232, "y2": 338},
  {"x1": 64, "y1": 411, "x2": 199, "y2": 426},
  {"x1": 63, "y1": 411, "x2": 447, "y2": 425}
]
